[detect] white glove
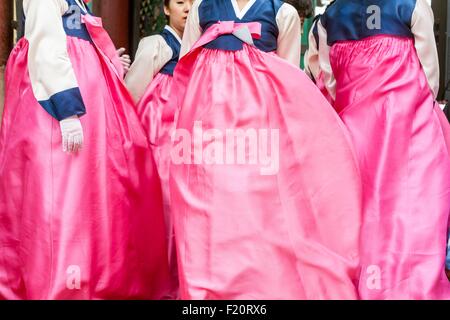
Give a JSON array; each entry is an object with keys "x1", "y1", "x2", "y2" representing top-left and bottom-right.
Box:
[{"x1": 59, "y1": 115, "x2": 84, "y2": 154}]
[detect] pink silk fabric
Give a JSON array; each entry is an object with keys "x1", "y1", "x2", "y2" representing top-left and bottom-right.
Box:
[
  {"x1": 315, "y1": 71, "x2": 334, "y2": 105},
  {"x1": 170, "y1": 22, "x2": 363, "y2": 300},
  {"x1": 136, "y1": 73, "x2": 179, "y2": 299},
  {"x1": 330, "y1": 35, "x2": 450, "y2": 299},
  {"x1": 0, "y1": 16, "x2": 172, "y2": 300}
]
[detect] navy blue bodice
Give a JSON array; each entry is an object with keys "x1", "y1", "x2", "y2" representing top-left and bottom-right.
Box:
[
  {"x1": 159, "y1": 28, "x2": 181, "y2": 76},
  {"x1": 21, "y1": 0, "x2": 93, "y2": 42},
  {"x1": 62, "y1": 0, "x2": 92, "y2": 41},
  {"x1": 198, "y1": 0, "x2": 284, "y2": 52},
  {"x1": 321, "y1": 0, "x2": 416, "y2": 46}
]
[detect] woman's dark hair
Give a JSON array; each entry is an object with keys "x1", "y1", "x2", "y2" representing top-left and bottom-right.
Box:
[
  {"x1": 285, "y1": 0, "x2": 315, "y2": 19},
  {"x1": 163, "y1": 0, "x2": 171, "y2": 21}
]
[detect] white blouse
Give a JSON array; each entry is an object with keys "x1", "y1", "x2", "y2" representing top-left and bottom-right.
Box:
[
  {"x1": 125, "y1": 26, "x2": 181, "y2": 102},
  {"x1": 24, "y1": 0, "x2": 81, "y2": 106}
]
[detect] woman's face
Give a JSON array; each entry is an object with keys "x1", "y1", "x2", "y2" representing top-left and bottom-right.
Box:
[{"x1": 164, "y1": 0, "x2": 193, "y2": 35}]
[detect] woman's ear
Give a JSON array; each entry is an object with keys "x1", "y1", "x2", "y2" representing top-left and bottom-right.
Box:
[{"x1": 163, "y1": 4, "x2": 171, "y2": 17}]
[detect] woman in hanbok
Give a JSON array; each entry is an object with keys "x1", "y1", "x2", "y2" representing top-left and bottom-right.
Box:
[
  {"x1": 0, "y1": 0, "x2": 171, "y2": 300},
  {"x1": 169, "y1": 0, "x2": 363, "y2": 300},
  {"x1": 125, "y1": 0, "x2": 193, "y2": 299},
  {"x1": 318, "y1": 0, "x2": 450, "y2": 299}
]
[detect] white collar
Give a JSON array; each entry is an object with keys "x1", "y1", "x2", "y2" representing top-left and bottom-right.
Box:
[
  {"x1": 74, "y1": 0, "x2": 88, "y2": 14},
  {"x1": 164, "y1": 25, "x2": 182, "y2": 44},
  {"x1": 231, "y1": 0, "x2": 258, "y2": 20}
]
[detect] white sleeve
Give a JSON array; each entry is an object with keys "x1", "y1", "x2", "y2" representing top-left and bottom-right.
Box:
[
  {"x1": 125, "y1": 35, "x2": 173, "y2": 102},
  {"x1": 180, "y1": 0, "x2": 203, "y2": 58},
  {"x1": 276, "y1": 3, "x2": 301, "y2": 66},
  {"x1": 304, "y1": 21, "x2": 320, "y2": 81},
  {"x1": 411, "y1": 0, "x2": 440, "y2": 98},
  {"x1": 24, "y1": 0, "x2": 86, "y2": 120},
  {"x1": 317, "y1": 19, "x2": 336, "y2": 101}
]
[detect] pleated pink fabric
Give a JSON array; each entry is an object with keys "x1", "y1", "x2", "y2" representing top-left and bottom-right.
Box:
[
  {"x1": 0, "y1": 15, "x2": 172, "y2": 300},
  {"x1": 136, "y1": 72, "x2": 179, "y2": 299},
  {"x1": 330, "y1": 35, "x2": 450, "y2": 299},
  {"x1": 170, "y1": 22, "x2": 363, "y2": 300}
]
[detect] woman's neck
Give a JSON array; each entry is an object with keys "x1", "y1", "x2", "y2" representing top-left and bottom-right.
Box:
[{"x1": 236, "y1": 0, "x2": 251, "y2": 11}]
